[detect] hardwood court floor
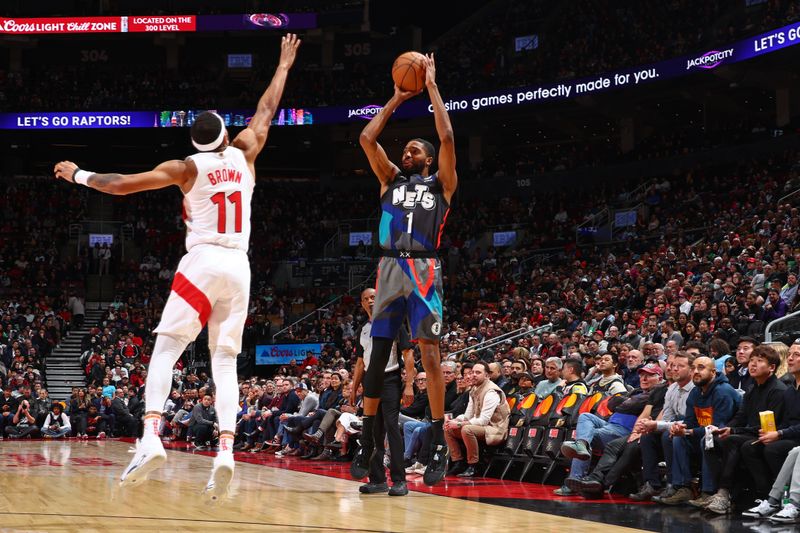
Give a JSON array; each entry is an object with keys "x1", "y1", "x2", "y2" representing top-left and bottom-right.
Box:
[{"x1": 0, "y1": 439, "x2": 651, "y2": 533}]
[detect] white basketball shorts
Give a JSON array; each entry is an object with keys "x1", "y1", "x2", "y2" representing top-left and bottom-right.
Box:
[{"x1": 154, "y1": 243, "x2": 250, "y2": 354}]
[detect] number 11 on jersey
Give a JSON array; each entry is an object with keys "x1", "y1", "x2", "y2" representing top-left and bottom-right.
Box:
[{"x1": 211, "y1": 191, "x2": 242, "y2": 233}]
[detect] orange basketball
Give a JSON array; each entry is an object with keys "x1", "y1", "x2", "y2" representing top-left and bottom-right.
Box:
[{"x1": 392, "y1": 51, "x2": 426, "y2": 93}]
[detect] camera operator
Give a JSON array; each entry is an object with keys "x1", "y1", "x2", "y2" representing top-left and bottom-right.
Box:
[{"x1": 5, "y1": 399, "x2": 40, "y2": 439}]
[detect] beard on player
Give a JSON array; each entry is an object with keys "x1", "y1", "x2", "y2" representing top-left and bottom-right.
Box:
[{"x1": 402, "y1": 158, "x2": 427, "y2": 175}]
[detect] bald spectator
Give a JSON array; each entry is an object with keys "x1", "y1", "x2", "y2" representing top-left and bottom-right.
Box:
[
  {"x1": 111, "y1": 389, "x2": 138, "y2": 437},
  {"x1": 665, "y1": 339, "x2": 680, "y2": 358},
  {"x1": 488, "y1": 362, "x2": 508, "y2": 390},
  {"x1": 541, "y1": 334, "x2": 563, "y2": 359},
  {"x1": 657, "y1": 356, "x2": 740, "y2": 506}
]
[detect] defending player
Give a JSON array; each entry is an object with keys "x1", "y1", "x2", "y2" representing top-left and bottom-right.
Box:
[
  {"x1": 352, "y1": 53, "x2": 457, "y2": 486},
  {"x1": 53, "y1": 34, "x2": 301, "y2": 499}
]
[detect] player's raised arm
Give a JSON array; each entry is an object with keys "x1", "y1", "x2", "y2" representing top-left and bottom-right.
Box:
[
  {"x1": 53, "y1": 159, "x2": 194, "y2": 195},
  {"x1": 233, "y1": 33, "x2": 301, "y2": 163},
  {"x1": 359, "y1": 86, "x2": 418, "y2": 194},
  {"x1": 422, "y1": 54, "x2": 457, "y2": 204}
]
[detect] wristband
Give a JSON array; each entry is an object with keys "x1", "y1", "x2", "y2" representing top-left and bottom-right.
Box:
[{"x1": 74, "y1": 169, "x2": 93, "y2": 186}]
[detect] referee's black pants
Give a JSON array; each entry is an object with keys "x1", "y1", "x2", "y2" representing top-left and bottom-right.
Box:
[{"x1": 370, "y1": 370, "x2": 405, "y2": 484}]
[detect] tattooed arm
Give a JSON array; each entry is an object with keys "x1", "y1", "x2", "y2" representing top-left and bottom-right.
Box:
[{"x1": 53, "y1": 159, "x2": 195, "y2": 195}]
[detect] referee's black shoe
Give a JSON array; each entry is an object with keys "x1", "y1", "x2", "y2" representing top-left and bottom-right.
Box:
[
  {"x1": 388, "y1": 481, "x2": 408, "y2": 496},
  {"x1": 359, "y1": 482, "x2": 389, "y2": 494},
  {"x1": 423, "y1": 444, "x2": 449, "y2": 486}
]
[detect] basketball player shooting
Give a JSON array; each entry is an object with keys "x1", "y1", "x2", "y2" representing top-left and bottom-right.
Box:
[
  {"x1": 53, "y1": 33, "x2": 301, "y2": 499},
  {"x1": 353, "y1": 53, "x2": 457, "y2": 486}
]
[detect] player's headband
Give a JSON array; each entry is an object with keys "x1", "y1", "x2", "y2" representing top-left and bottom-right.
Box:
[{"x1": 192, "y1": 112, "x2": 226, "y2": 151}]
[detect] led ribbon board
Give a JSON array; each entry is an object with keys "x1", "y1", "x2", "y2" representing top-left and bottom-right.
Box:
[{"x1": 1, "y1": 21, "x2": 798, "y2": 129}]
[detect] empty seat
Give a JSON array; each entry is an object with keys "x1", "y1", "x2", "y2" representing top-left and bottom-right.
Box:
[
  {"x1": 522, "y1": 425, "x2": 546, "y2": 457},
  {"x1": 527, "y1": 392, "x2": 560, "y2": 426}
]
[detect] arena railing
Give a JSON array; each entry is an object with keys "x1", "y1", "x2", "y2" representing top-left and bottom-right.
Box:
[
  {"x1": 575, "y1": 207, "x2": 610, "y2": 242},
  {"x1": 323, "y1": 216, "x2": 379, "y2": 259},
  {"x1": 271, "y1": 267, "x2": 377, "y2": 342},
  {"x1": 779, "y1": 187, "x2": 800, "y2": 205},
  {"x1": 764, "y1": 310, "x2": 800, "y2": 344},
  {"x1": 446, "y1": 323, "x2": 553, "y2": 361}
]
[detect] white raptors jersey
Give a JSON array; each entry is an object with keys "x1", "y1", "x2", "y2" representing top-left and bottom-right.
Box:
[{"x1": 183, "y1": 147, "x2": 254, "y2": 253}]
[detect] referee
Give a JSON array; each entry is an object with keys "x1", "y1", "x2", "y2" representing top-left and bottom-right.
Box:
[{"x1": 351, "y1": 288, "x2": 416, "y2": 496}]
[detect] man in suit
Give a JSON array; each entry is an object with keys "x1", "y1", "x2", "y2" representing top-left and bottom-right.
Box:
[{"x1": 112, "y1": 389, "x2": 138, "y2": 437}]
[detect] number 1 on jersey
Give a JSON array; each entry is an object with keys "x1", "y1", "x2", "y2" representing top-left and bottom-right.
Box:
[
  {"x1": 211, "y1": 191, "x2": 242, "y2": 233},
  {"x1": 405, "y1": 212, "x2": 414, "y2": 235}
]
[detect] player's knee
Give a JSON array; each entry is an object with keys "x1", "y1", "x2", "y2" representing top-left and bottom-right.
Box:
[
  {"x1": 420, "y1": 350, "x2": 441, "y2": 371},
  {"x1": 211, "y1": 345, "x2": 238, "y2": 359},
  {"x1": 156, "y1": 332, "x2": 192, "y2": 349},
  {"x1": 369, "y1": 336, "x2": 394, "y2": 369},
  {"x1": 213, "y1": 355, "x2": 236, "y2": 368},
  {"x1": 363, "y1": 381, "x2": 382, "y2": 398},
  {"x1": 211, "y1": 352, "x2": 237, "y2": 380}
]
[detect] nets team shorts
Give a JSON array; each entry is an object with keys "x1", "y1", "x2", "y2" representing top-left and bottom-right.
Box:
[
  {"x1": 371, "y1": 256, "x2": 443, "y2": 341},
  {"x1": 154, "y1": 243, "x2": 251, "y2": 353}
]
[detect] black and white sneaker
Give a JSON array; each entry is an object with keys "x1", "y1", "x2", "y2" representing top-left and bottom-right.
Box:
[
  {"x1": 742, "y1": 499, "x2": 780, "y2": 518},
  {"x1": 771, "y1": 503, "x2": 800, "y2": 523},
  {"x1": 423, "y1": 444, "x2": 449, "y2": 486}
]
